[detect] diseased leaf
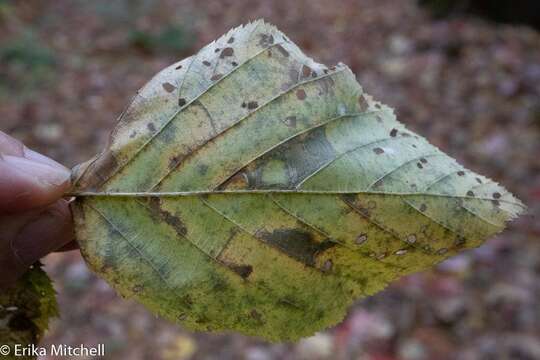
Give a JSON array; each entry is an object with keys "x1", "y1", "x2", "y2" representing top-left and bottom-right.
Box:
[
  {"x1": 0, "y1": 264, "x2": 58, "y2": 359},
  {"x1": 70, "y1": 20, "x2": 525, "y2": 341}
]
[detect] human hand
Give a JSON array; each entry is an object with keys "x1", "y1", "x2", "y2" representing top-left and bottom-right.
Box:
[{"x1": 0, "y1": 130, "x2": 76, "y2": 288}]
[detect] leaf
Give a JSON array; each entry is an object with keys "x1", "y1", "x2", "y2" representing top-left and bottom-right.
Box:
[
  {"x1": 70, "y1": 20, "x2": 525, "y2": 341},
  {"x1": 1, "y1": 264, "x2": 58, "y2": 359}
]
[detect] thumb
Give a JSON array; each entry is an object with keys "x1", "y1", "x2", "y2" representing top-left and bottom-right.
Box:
[{"x1": 0, "y1": 131, "x2": 71, "y2": 213}]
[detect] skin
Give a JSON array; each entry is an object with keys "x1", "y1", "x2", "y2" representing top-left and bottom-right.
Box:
[{"x1": 0, "y1": 130, "x2": 76, "y2": 289}]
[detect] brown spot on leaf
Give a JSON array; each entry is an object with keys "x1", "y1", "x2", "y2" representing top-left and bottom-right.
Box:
[
  {"x1": 492, "y1": 200, "x2": 500, "y2": 206},
  {"x1": 228, "y1": 264, "x2": 253, "y2": 279},
  {"x1": 476, "y1": 177, "x2": 483, "y2": 184},
  {"x1": 210, "y1": 73, "x2": 223, "y2": 81},
  {"x1": 178, "y1": 98, "x2": 186, "y2": 107},
  {"x1": 175, "y1": 64, "x2": 182, "y2": 70},
  {"x1": 406, "y1": 234, "x2": 417, "y2": 244},
  {"x1": 390, "y1": 128, "x2": 398, "y2": 137},
  {"x1": 129, "y1": 131, "x2": 137, "y2": 138},
  {"x1": 296, "y1": 89, "x2": 307, "y2": 100},
  {"x1": 168, "y1": 156, "x2": 180, "y2": 170},
  {"x1": 493, "y1": 192, "x2": 501, "y2": 199},
  {"x1": 231, "y1": 61, "x2": 238, "y2": 67},
  {"x1": 301, "y1": 65, "x2": 312, "y2": 78},
  {"x1": 467, "y1": 190, "x2": 475, "y2": 197},
  {"x1": 247, "y1": 101, "x2": 259, "y2": 110},
  {"x1": 202, "y1": 60, "x2": 211, "y2": 66},
  {"x1": 258, "y1": 34, "x2": 274, "y2": 47},
  {"x1": 162, "y1": 82, "x2": 176, "y2": 93},
  {"x1": 147, "y1": 123, "x2": 156, "y2": 132},
  {"x1": 227, "y1": 37, "x2": 234, "y2": 44},
  {"x1": 420, "y1": 203, "x2": 427, "y2": 212},
  {"x1": 356, "y1": 234, "x2": 368, "y2": 245},
  {"x1": 373, "y1": 147, "x2": 384, "y2": 155},
  {"x1": 241, "y1": 102, "x2": 247, "y2": 108},
  {"x1": 420, "y1": 158, "x2": 428, "y2": 164},
  {"x1": 417, "y1": 163, "x2": 423, "y2": 169},
  {"x1": 457, "y1": 171, "x2": 465, "y2": 176},
  {"x1": 220, "y1": 47, "x2": 234, "y2": 58},
  {"x1": 358, "y1": 95, "x2": 369, "y2": 111}
]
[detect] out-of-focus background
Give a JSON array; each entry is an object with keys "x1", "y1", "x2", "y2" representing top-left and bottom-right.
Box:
[{"x1": 1, "y1": 0, "x2": 539, "y2": 359}]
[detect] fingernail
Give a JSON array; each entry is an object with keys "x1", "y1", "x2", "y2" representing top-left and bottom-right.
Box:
[
  {"x1": 3, "y1": 155, "x2": 70, "y2": 187},
  {"x1": 13, "y1": 203, "x2": 72, "y2": 266}
]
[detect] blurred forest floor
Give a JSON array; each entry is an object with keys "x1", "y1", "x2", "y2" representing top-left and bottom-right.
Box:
[{"x1": 1, "y1": 1, "x2": 539, "y2": 359}]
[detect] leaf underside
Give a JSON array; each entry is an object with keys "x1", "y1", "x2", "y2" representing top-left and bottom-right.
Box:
[{"x1": 71, "y1": 20, "x2": 525, "y2": 341}]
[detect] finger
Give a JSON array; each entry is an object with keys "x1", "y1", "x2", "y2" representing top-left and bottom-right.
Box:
[
  {"x1": 0, "y1": 156, "x2": 71, "y2": 213},
  {"x1": 0, "y1": 199, "x2": 74, "y2": 288},
  {"x1": 0, "y1": 130, "x2": 71, "y2": 213},
  {"x1": 0, "y1": 131, "x2": 66, "y2": 169}
]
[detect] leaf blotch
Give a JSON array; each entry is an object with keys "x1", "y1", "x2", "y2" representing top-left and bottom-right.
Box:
[
  {"x1": 162, "y1": 82, "x2": 176, "y2": 93},
  {"x1": 178, "y1": 98, "x2": 187, "y2": 107},
  {"x1": 390, "y1": 128, "x2": 398, "y2": 137},
  {"x1": 373, "y1": 147, "x2": 384, "y2": 155},
  {"x1": 220, "y1": 47, "x2": 234, "y2": 58},
  {"x1": 258, "y1": 229, "x2": 334, "y2": 267},
  {"x1": 358, "y1": 95, "x2": 369, "y2": 111},
  {"x1": 148, "y1": 198, "x2": 187, "y2": 236},
  {"x1": 247, "y1": 101, "x2": 259, "y2": 110},
  {"x1": 301, "y1": 65, "x2": 312, "y2": 78},
  {"x1": 259, "y1": 34, "x2": 274, "y2": 47},
  {"x1": 296, "y1": 89, "x2": 307, "y2": 100}
]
